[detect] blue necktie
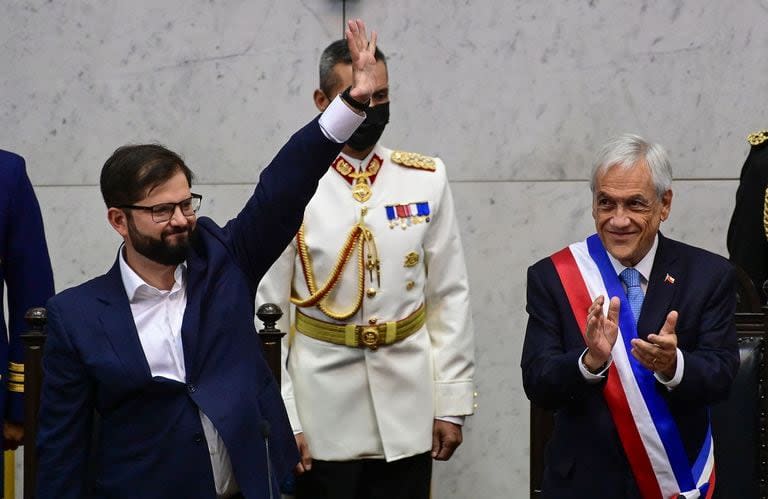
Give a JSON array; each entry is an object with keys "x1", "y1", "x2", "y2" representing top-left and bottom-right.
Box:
[{"x1": 619, "y1": 267, "x2": 644, "y2": 324}]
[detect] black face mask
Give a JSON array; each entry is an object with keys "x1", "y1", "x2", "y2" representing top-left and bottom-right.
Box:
[{"x1": 346, "y1": 102, "x2": 390, "y2": 152}]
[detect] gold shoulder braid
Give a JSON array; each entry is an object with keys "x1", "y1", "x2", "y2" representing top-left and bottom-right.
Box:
[
  {"x1": 763, "y1": 187, "x2": 768, "y2": 243},
  {"x1": 391, "y1": 150, "x2": 436, "y2": 171},
  {"x1": 291, "y1": 218, "x2": 381, "y2": 321},
  {"x1": 8, "y1": 362, "x2": 24, "y2": 393},
  {"x1": 747, "y1": 130, "x2": 768, "y2": 147}
]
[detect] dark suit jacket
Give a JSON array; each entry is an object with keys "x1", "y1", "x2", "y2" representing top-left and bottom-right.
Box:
[
  {"x1": 0, "y1": 150, "x2": 54, "y2": 423},
  {"x1": 36, "y1": 117, "x2": 343, "y2": 499},
  {"x1": 521, "y1": 234, "x2": 739, "y2": 498}
]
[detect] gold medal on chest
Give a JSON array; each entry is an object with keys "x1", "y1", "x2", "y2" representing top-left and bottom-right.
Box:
[{"x1": 352, "y1": 178, "x2": 372, "y2": 203}]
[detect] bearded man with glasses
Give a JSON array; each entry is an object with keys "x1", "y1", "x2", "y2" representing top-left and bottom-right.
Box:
[{"x1": 36, "y1": 20, "x2": 379, "y2": 499}]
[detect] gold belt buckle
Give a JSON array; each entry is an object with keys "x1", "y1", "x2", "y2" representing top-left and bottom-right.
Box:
[{"x1": 359, "y1": 326, "x2": 380, "y2": 351}]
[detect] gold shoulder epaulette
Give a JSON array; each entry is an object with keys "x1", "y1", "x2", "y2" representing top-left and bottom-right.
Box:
[
  {"x1": 390, "y1": 150, "x2": 436, "y2": 171},
  {"x1": 747, "y1": 130, "x2": 768, "y2": 147}
]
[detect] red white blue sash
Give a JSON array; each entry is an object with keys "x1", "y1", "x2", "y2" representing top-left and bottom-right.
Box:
[{"x1": 550, "y1": 234, "x2": 715, "y2": 499}]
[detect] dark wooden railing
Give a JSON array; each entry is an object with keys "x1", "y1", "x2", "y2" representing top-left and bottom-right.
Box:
[
  {"x1": 20, "y1": 307, "x2": 47, "y2": 499},
  {"x1": 256, "y1": 303, "x2": 287, "y2": 385}
]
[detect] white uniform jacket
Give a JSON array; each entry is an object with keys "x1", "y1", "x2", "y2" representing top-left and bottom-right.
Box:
[{"x1": 256, "y1": 143, "x2": 475, "y2": 462}]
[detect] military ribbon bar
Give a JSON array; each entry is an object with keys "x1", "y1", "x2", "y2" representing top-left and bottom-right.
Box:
[{"x1": 386, "y1": 202, "x2": 431, "y2": 228}]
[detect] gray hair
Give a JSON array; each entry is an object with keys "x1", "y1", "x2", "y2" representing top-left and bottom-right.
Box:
[{"x1": 589, "y1": 133, "x2": 673, "y2": 199}]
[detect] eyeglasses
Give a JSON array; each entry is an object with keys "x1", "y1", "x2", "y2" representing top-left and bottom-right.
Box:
[{"x1": 118, "y1": 193, "x2": 202, "y2": 223}]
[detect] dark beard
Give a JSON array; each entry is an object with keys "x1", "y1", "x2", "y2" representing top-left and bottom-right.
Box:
[{"x1": 127, "y1": 216, "x2": 192, "y2": 266}]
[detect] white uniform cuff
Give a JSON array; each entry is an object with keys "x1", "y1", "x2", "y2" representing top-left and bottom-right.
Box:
[
  {"x1": 318, "y1": 95, "x2": 366, "y2": 143},
  {"x1": 435, "y1": 380, "x2": 475, "y2": 416},
  {"x1": 436, "y1": 415, "x2": 465, "y2": 426},
  {"x1": 283, "y1": 396, "x2": 303, "y2": 433}
]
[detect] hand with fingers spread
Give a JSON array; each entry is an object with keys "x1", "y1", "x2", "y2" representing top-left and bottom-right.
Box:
[
  {"x1": 345, "y1": 19, "x2": 378, "y2": 105},
  {"x1": 631, "y1": 310, "x2": 678, "y2": 378},
  {"x1": 583, "y1": 295, "x2": 620, "y2": 371}
]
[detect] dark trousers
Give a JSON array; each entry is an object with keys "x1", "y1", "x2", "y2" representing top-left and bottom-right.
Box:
[{"x1": 295, "y1": 452, "x2": 432, "y2": 499}]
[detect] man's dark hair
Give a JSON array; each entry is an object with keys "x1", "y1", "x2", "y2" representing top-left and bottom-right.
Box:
[
  {"x1": 100, "y1": 144, "x2": 194, "y2": 207},
  {"x1": 319, "y1": 39, "x2": 387, "y2": 97}
]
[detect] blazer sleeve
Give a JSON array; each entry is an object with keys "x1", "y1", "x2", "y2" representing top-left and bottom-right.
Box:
[
  {"x1": 3, "y1": 156, "x2": 55, "y2": 422},
  {"x1": 36, "y1": 300, "x2": 95, "y2": 499},
  {"x1": 223, "y1": 117, "x2": 344, "y2": 290},
  {"x1": 521, "y1": 261, "x2": 606, "y2": 410}
]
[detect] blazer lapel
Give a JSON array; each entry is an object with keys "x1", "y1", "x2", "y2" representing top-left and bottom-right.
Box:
[
  {"x1": 96, "y1": 257, "x2": 152, "y2": 383},
  {"x1": 180, "y1": 244, "x2": 207, "y2": 376},
  {"x1": 637, "y1": 234, "x2": 682, "y2": 339}
]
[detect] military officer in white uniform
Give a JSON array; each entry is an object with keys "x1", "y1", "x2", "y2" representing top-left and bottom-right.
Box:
[{"x1": 256, "y1": 40, "x2": 476, "y2": 499}]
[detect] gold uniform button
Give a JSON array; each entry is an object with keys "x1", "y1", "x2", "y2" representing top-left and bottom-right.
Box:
[
  {"x1": 367, "y1": 287, "x2": 377, "y2": 298},
  {"x1": 406, "y1": 280, "x2": 415, "y2": 290},
  {"x1": 361, "y1": 206, "x2": 368, "y2": 217}
]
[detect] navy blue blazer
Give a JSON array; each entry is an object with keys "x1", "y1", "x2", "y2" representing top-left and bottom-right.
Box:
[
  {"x1": 521, "y1": 234, "x2": 739, "y2": 498},
  {"x1": 36, "y1": 117, "x2": 343, "y2": 499},
  {"x1": 0, "y1": 150, "x2": 54, "y2": 423}
]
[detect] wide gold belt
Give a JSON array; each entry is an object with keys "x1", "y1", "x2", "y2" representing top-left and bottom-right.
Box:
[{"x1": 295, "y1": 305, "x2": 426, "y2": 351}]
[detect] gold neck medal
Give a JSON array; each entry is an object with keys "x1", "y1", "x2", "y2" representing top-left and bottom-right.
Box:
[
  {"x1": 351, "y1": 177, "x2": 372, "y2": 202},
  {"x1": 332, "y1": 154, "x2": 383, "y2": 204}
]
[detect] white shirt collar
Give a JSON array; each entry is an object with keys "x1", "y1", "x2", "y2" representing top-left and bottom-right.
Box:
[
  {"x1": 606, "y1": 234, "x2": 659, "y2": 282},
  {"x1": 118, "y1": 245, "x2": 187, "y2": 301}
]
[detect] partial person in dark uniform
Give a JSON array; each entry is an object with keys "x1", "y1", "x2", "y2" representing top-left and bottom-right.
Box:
[
  {"x1": 727, "y1": 130, "x2": 768, "y2": 302},
  {"x1": 0, "y1": 150, "x2": 55, "y2": 448}
]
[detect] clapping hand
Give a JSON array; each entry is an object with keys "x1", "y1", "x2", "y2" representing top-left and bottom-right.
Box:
[
  {"x1": 631, "y1": 311, "x2": 678, "y2": 378},
  {"x1": 583, "y1": 296, "x2": 620, "y2": 371}
]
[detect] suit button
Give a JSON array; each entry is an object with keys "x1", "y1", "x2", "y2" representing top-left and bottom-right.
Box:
[
  {"x1": 187, "y1": 384, "x2": 197, "y2": 393},
  {"x1": 194, "y1": 432, "x2": 203, "y2": 444}
]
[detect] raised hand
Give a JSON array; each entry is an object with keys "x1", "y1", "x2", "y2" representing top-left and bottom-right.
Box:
[
  {"x1": 345, "y1": 19, "x2": 378, "y2": 104},
  {"x1": 631, "y1": 310, "x2": 678, "y2": 378},
  {"x1": 583, "y1": 296, "x2": 620, "y2": 371}
]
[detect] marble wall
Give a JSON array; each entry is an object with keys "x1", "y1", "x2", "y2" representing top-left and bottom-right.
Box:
[{"x1": 3, "y1": 1, "x2": 766, "y2": 497}]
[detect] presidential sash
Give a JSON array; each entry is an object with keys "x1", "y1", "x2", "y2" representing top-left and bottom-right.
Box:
[{"x1": 550, "y1": 234, "x2": 715, "y2": 499}]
